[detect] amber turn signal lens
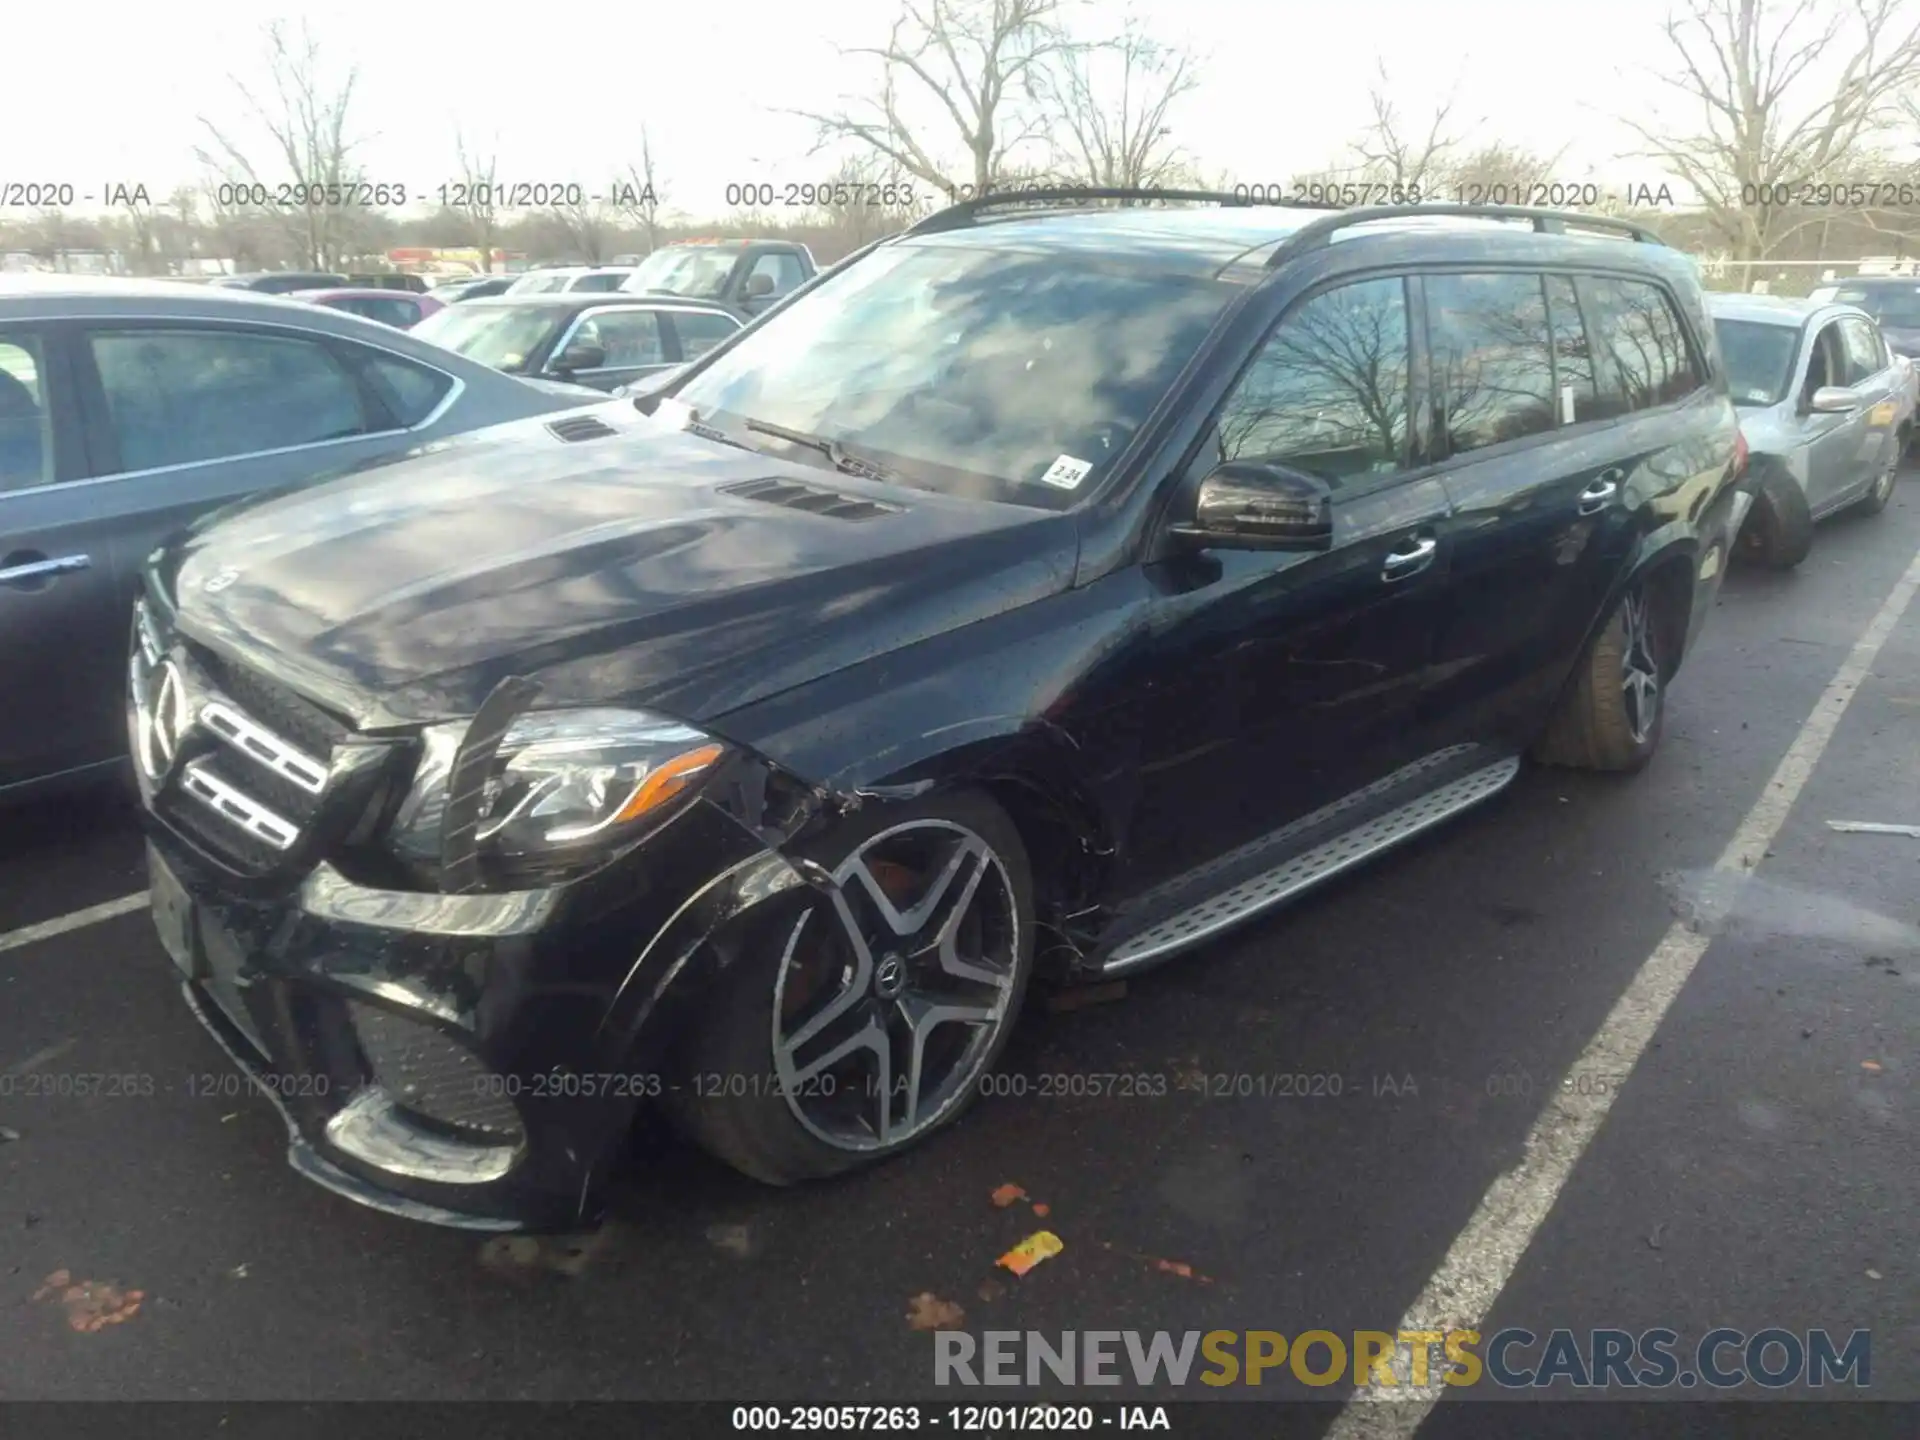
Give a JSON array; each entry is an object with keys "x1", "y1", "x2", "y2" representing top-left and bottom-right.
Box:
[{"x1": 611, "y1": 743, "x2": 725, "y2": 825}]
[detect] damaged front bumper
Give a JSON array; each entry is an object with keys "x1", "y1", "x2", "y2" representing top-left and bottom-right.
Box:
[{"x1": 143, "y1": 772, "x2": 826, "y2": 1232}]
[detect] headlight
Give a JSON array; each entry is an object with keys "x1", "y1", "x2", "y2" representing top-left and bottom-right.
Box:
[{"x1": 390, "y1": 707, "x2": 725, "y2": 887}]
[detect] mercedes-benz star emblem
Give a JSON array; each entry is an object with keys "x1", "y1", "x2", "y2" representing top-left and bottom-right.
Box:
[
  {"x1": 150, "y1": 661, "x2": 189, "y2": 766},
  {"x1": 873, "y1": 953, "x2": 907, "y2": 1000},
  {"x1": 202, "y1": 567, "x2": 240, "y2": 593}
]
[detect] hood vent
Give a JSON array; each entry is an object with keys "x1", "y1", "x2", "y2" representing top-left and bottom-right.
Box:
[
  {"x1": 546, "y1": 413, "x2": 620, "y2": 443},
  {"x1": 719, "y1": 476, "x2": 904, "y2": 522}
]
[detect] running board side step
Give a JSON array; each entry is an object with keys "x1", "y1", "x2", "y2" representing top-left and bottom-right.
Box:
[{"x1": 1094, "y1": 757, "x2": 1523, "y2": 977}]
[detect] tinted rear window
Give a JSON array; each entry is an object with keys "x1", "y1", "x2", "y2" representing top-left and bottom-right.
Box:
[{"x1": 1579, "y1": 276, "x2": 1704, "y2": 416}]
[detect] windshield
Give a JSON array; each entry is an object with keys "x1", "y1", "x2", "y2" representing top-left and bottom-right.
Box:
[
  {"x1": 672, "y1": 242, "x2": 1241, "y2": 509},
  {"x1": 1810, "y1": 284, "x2": 1920, "y2": 330},
  {"x1": 1712, "y1": 318, "x2": 1800, "y2": 406},
  {"x1": 412, "y1": 304, "x2": 566, "y2": 372},
  {"x1": 623, "y1": 247, "x2": 739, "y2": 299}
]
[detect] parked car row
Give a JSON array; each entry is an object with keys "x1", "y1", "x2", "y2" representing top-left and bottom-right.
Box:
[
  {"x1": 421, "y1": 241, "x2": 821, "y2": 322},
  {"x1": 213, "y1": 271, "x2": 432, "y2": 295},
  {"x1": 411, "y1": 293, "x2": 740, "y2": 391},
  {"x1": 288, "y1": 287, "x2": 444, "y2": 330}
]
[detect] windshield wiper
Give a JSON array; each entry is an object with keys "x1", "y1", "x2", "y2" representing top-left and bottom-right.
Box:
[{"x1": 743, "y1": 418, "x2": 902, "y2": 484}]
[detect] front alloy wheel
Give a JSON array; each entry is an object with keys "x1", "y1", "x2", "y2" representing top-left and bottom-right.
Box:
[
  {"x1": 670, "y1": 791, "x2": 1034, "y2": 1185},
  {"x1": 773, "y1": 820, "x2": 1020, "y2": 1151}
]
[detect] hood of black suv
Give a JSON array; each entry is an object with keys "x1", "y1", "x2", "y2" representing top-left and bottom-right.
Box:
[{"x1": 157, "y1": 415, "x2": 1077, "y2": 731}]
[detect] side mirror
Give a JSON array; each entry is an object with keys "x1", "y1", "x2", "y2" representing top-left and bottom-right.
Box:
[
  {"x1": 1170, "y1": 460, "x2": 1334, "y2": 551},
  {"x1": 744, "y1": 272, "x2": 776, "y2": 299},
  {"x1": 551, "y1": 339, "x2": 606, "y2": 376},
  {"x1": 1808, "y1": 385, "x2": 1858, "y2": 414}
]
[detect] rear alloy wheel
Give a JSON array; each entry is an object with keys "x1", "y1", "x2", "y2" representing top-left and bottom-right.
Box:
[
  {"x1": 1532, "y1": 582, "x2": 1666, "y2": 772},
  {"x1": 1618, "y1": 588, "x2": 1663, "y2": 747},
  {"x1": 672, "y1": 793, "x2": 1034, "y2": 1185}
]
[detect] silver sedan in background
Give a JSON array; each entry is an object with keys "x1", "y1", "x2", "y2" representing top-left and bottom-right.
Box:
[
  {"x1": 0, "y1": 277, "x2": 602, "y2": 799},
  {"x1": 1708, "y1": 291, "x2": 1912, "y2": 569}
]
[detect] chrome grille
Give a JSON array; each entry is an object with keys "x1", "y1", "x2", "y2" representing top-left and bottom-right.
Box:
[
  {"x1": 131, "y1": 599, "x2": 339, "y2": 867},
  {"x1": 188, "y1": 644, "x2": 347, "y2": 757},
  {"x1": 180, "y1": 760, "x2": 301, "y2": 850},
  {"x1": 201, "y1": 702, "x2": 328, "y2": 793}
]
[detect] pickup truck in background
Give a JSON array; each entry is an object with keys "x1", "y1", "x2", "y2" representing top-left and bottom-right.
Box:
[{"x1": 617, "y1": 239, "x2": 818, "y2": 320}]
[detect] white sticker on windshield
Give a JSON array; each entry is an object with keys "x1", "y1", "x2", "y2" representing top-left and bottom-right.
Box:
[
  {"x1": 654, "y1": 398, "x2": 694, "y2": 432},
  {"x1": 1040, "y1": 454, "x2": 1094, "y2": 490}
]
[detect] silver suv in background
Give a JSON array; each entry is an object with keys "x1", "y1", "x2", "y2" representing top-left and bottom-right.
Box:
[
  {"x1": 0, "y1": 277, "x2": 603, "y2": 799},
  {"x1": 1708, "y1": 291, "x2": 1911, "y2": 569}
]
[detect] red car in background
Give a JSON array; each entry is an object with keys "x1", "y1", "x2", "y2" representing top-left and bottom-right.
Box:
[{"x1": 288, "y1": 287, "x2": 443, "y2": 329}]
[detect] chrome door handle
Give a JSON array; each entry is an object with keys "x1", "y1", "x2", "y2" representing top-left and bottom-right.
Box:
[
  {"x1": 1578, "y1": 476, "x2": 1621, "y2": 515},
  {"x1": 1382, "y1": 536, "x2": 1437, "y2": 581},
  {"x1": 0, "y1": 553, "x2": 92, "y2": 585}
]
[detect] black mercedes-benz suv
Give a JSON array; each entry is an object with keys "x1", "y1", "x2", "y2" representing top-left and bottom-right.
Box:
[{"x1": 130, "y1": 190, "x2": 1751, "y2": 1231}]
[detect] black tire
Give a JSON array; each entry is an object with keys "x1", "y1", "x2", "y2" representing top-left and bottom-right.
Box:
[
  {"x1": 669, "y1": 789, "x2": 1035, "y2": 1186},
  {"x1": 1532, "y1": 582, "x2": 1666, "y2": 773},
  {"x1": 1734, "y1": 464, "x2": 1814, "y2": 570}
]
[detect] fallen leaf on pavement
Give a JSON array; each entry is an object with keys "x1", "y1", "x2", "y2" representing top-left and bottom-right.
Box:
[
  {"x1": 1862, "y1": 1061, "x2": 1883, "y2": 1072},
  {"x1": 1031, "y1": 1203, "x2": 1050, "y2": 1217},
  {"x1": 907, "y1": 1292, "x2": 966, "y2": 1330},
  {"x1": 977, "y1": 1278, "x2": 1006, "y2": 1302},
  {"x1": 0, "y1": 1126, "x2": 20, "y2": 1143},
  {"x1": 1101, "y1": 1241, "x2": 1216, "y2": 1284},
  {"x1": 31, "y1": 1269, "x2": 70, "y2": 1300},
  {"x1": 990, "y1": 1183, "x2": 1026, "y2": 1208},
  {"x1": 997, "y1": 1231, "x2": 1064, "y2": 1277},
  {"x1": 33, "y1": 1271, "x2": 144, "y2": 1332}
]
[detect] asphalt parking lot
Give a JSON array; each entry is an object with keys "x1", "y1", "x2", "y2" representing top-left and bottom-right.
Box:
[{"x1": 4, "y1": 463, "x2": 1919, "y2": 1418}]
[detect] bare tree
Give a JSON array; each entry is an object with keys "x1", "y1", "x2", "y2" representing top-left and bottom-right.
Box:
[
  {"x1": 1037, "y1": 18, "x2": 1199, "y2": 187},
  {"x1": 1621, "y1": 0, "x2": 1920, "y2": 269},
  {"x1": 794, "y1": 0, "x2": 1076, "y2": 198},
  {"x1": 1286, "y1": 69, "x2": 1475, "y2": 203},
  {"x1": 196, "y1": 20, "x2": 367, "y2": 269},
  {"x1": 552, "y1": 195, "x2": 617, "y2": 264},
  {"x1": 453, "y1": 130, "x2": 501, "y2": 270},
  {"x1": 199, "y1": 170, "x2": 274, "y2": 272},
  {"x1": 1353, "y1": 63, "x2": 1468, "y2": 194},
  {"x1": 614, "y1": 125, "x2": 666, "y2": 254},
  {"x1": 812, "y1": 151, "x2": 921, "y2": 250},
  {"x1": 1445, "y1": 142, "x2": 1571, "y2": 201}
]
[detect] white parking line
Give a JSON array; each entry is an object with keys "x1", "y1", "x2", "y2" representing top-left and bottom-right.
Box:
[
  {"x1": 1329, "y1": 539, "x2": 1920, "y2": 1436},
  {"x1": 0, "y1": 892, "x2": 149, "y2": 957}
]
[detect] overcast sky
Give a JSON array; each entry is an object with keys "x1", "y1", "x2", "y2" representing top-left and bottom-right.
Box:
[{"x1": 1, "y1": 0, "x2": 1873, "y2": 219}]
